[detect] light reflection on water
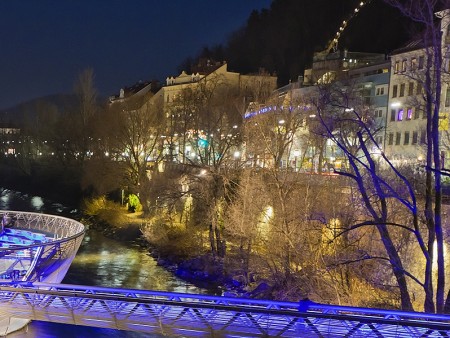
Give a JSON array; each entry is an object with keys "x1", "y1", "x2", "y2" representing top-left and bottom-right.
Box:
[
  {"x1": 63, "y1": 231, "x2": 204, "y2": 294},
  {"x1": 9, "y1": 322, "x2": 165, "y2": 338},
  {"x1": 0, "y1": 189, "x2": 70, "y2": 215},
  {"x1": 2, "y1": 189, "x2": 207, "y2": 337},
  {"x1": 30, "y1": 196, "x2": 44, "y2": 210}
]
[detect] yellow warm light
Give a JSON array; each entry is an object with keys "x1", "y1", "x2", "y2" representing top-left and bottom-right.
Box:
[
  {"x1": 259, "y1": 206, "x2": 273, "y2": 224},
  {"x1": 258, "y1": 206, "x2": 274, "y2": 239},
  {"x1": 329, "y1": 218, "x2": 341, "y2": 228},
  {"x1": 433, "y1": 241, "x2": 447, "y2": 269}
]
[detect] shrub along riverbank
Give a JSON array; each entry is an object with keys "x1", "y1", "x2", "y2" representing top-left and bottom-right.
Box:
[
  {"x1": 82, "y1": 197, "x2": 274, "y2": 298},
  {"x1": 1, "y1": 163, "x2": 399, "y2": 308}
]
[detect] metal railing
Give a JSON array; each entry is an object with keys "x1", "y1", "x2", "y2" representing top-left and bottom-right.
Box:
[
  {"x1": 0, "y1": 211, "x2": 85, "y2": 283},
  {"x1": 1, "y1": 282, "x2": 449, "y2": 337}
]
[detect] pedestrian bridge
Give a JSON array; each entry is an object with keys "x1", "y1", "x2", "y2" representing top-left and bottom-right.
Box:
[{"x1": 0, "y1": 282, "x2": 450, "y2": 337}]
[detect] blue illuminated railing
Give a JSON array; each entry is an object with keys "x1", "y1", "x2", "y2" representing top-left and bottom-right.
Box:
[
  {"x1": 0, "y1": 211, "x2": 85, "y2": 283},
  {"x1": 0, "y1": 282, "x2": 449, "y2": 337}
]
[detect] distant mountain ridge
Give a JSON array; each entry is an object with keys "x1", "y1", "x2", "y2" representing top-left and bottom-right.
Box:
[{"x1": 0, "y1": 94, "x2": 105, "y2": 128}]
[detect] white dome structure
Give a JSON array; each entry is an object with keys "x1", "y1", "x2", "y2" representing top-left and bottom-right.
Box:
[{"x1": 0, "y1": 211, "x2": 85, "y2": 283}]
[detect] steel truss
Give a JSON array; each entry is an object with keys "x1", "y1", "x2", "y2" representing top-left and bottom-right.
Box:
[
  {"x1": 0, "y1": 282, "x2": 449, "y2": 337},
  {"x1": 0, "y1": 211, "x2": 85, "y2": 283}
]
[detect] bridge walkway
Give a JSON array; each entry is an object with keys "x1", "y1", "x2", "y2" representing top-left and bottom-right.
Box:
[{"x1": 0, "y1": 282, "x2": 449, "y2": 337}]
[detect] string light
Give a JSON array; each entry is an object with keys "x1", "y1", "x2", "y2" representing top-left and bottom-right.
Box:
[{"x1": 327, "y1": 0, "x2": 371, "y2": 52}]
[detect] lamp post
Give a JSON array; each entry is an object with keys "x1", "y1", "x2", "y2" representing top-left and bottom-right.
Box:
[
  {"x1": 293, "y1": 150, "x2": 300, "y2": 172},
  {"x1": 234, "y1": 151, "x2": 240, "y2": 169}
]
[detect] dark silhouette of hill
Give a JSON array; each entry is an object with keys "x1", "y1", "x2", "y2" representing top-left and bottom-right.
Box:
[
  {"x1": 0, "y1": 94, "x2": 105, "y2": 129},
  {"x1": 0, "y1": 94, "x2": 77, "y2": 127},
  {"x1": 181, "y1": 0, "x2": 419, "y2": 86}
]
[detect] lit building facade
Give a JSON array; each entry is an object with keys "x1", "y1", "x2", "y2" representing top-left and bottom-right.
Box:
[
  {"x1": 385, "y1": 44, "x2": 429, "y2": 164},
  {"x1": 244, "y1": 50, "x2": 391, "y2": 172},
  {"x1": 150, "y1": 61, "x2": 277, "y2": 164},
  {"x1": 385, "y1": 10, "x2": 450, "y2": 166}
]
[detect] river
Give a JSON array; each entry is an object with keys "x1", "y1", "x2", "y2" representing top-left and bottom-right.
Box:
[{"x1": 0, "y1": 189, "x2": 208, "y2": 337}]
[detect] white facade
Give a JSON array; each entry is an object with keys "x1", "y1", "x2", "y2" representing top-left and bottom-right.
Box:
[{"x1": 386, "y1": 10, "x2": 450, "y2": 165}]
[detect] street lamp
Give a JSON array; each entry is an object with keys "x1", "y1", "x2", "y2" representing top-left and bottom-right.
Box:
[
  {"x1": 293, "y1": 149, "x2": 300, "y2": 172},
  {"x1": 234, "y1": 151, "x2": 240, "y2": 169}
]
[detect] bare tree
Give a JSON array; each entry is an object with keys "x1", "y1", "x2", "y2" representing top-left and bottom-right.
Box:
[
  {"x1": 162, "y1": 72, "x2": 244, "y2": 258},
  {"x1": 242, "y1": 96, "x2": 326, "y2": 284},
  {"x1": 42, "y1": 69, "x2": 100, "y2": 167},
  {"x1": 385, "y1": 0, "x2": 449, "y2": 312},
  {"x1": 316, "y1": 83, "x2": 419, "y2": 310},
  {"x1": 303, "y1": 1, "x2": 450, "y2": 312},
  {"x1": 75, "y1": 69, "x2": 98, "y2": 137},
  {"x1": 244, "y1": 93, "x2": 306, "y2": 170},
  {"x1": 104, "y1": 92, "x2": 165, "y2": 212}
]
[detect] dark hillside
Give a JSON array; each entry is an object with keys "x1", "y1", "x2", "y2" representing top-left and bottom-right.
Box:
[
  {"x1": 0, "y1": 94, "x2": 77, "y2": 128},
  {"x1": 185, "y1": 0, "x2": 419, "y2": 86}
]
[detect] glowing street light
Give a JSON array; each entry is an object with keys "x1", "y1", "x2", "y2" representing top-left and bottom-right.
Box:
[
  {"x1": 234, "y1": 151, "x2": 240, "y2": 169},
  {"x1": 293, "y1": 149, "x2": 300, "y2": 171}
]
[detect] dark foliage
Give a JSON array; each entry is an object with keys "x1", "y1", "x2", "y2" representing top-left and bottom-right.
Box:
[{"x1": 181, "y1": 0, "x2": 418, "y2": 86}]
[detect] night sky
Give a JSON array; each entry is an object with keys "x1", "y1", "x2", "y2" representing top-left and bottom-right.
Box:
[{"x1": 0, "y1": 1, "x2": 271, "y2": 110}]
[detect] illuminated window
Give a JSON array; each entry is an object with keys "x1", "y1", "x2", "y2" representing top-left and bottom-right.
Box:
[
  {"x1": 394, "y1": 61, "x2": 400, "y2": 73},
  {"x1": 397, "y1": 109, "x2": 404, "y2": 121},
  {"x1": 411, "y1": 57, "x2": 417, "y2": 70},
  {"x1": 402, "y1": 60, "x2": 407, "y2": 72},
  {"x1": 407, "y1": 108, "x2": 413, "y2": 120}
]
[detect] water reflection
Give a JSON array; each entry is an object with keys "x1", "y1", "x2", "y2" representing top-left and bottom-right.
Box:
[
  {"x1": 2, "y1": 189, "x2": 206, "y2": 337},
  {"x1": 0, "y1": 188, "x2": 71, "y2": 215},
  {"x1": 9, "y1": 322, "x2": 166, "y2": 338},
  {"x1": 30, "y1": 196, "x2": 44, "y2": 210},
  {"x1": 63, "y1": 230, "x2": 204, "y2": 294}
]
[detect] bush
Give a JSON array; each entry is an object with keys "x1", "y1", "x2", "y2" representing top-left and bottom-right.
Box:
[
  {"x1": 82, "y1": 196, "x2": 129, "y2": 227},
  {"x1": 83, "y1": 196, "x2": 108, "y2": 216},
  {"x1": 127, "y1": 194, "x2": 142, "y2": 213},
  {"x1": 141, "y1": 216, "x2": 205, "y2": 260}
]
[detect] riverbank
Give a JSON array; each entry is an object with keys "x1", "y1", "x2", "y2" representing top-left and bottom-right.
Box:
[
  {"x1": 0, "y1": 185, "x2": 274, "y2": 299},
  {"x1": 85, "y1": 208, "x2": 271, "y2": 298}
]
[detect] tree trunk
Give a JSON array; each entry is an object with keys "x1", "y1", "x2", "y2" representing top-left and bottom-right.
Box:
[
  {"x1": 215, "y1": 225, "x2": 225, "y2": 258},
  {"x1": 209, "y1": 223, "x2": 217, "y2": 257},
  {"x1": 444, "y1": 289, "x2": 450, "y2": 313},
  {"x1": 433, "y1": 29, "x2": 445, "y2": 313},
  {"x1": 377, "y1": 224, "x2": 414, "y2": 311}
]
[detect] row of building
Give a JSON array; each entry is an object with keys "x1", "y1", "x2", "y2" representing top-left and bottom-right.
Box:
[
  {"x1": 110, "y1": 10, "x2": 450, "y2": 173},
  {"x1": 262, "y1": 10, "x2": 450, "y2": 171}
]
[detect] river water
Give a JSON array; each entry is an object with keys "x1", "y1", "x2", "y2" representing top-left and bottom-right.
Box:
[{"x1": 0, "y1": 189, "x2": 208, "y2": 337}]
